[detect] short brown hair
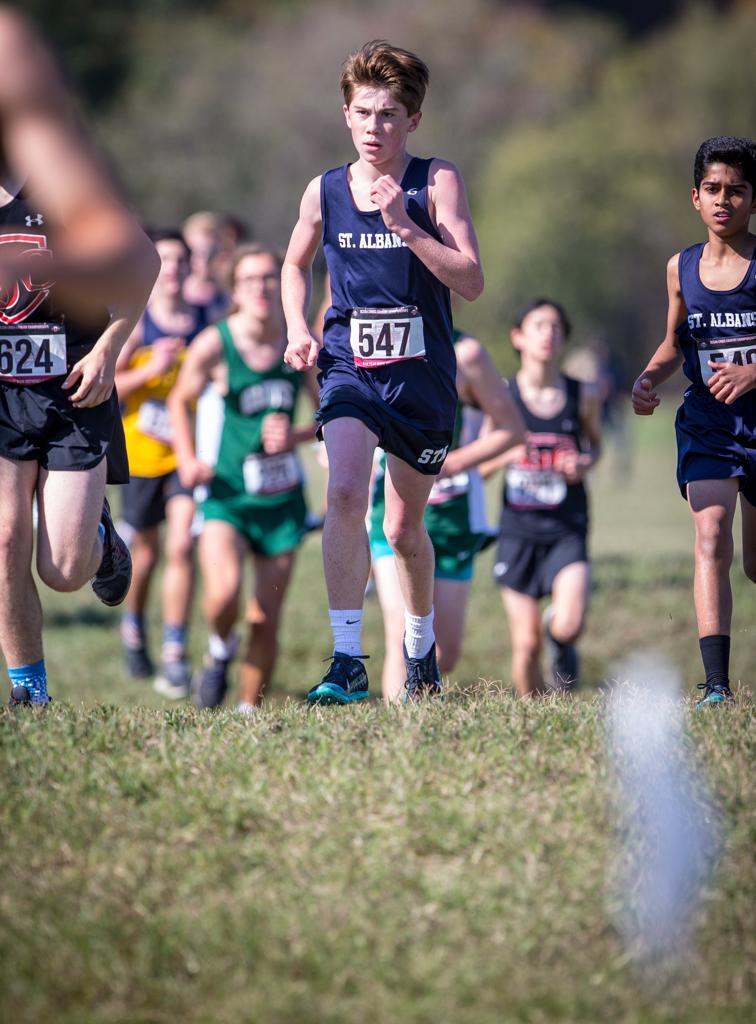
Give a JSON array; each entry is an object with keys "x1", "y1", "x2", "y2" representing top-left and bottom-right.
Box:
[
  {"x1": 226, "y1": 243, "x2": 283, "y2": 291},
  {"x1": 340, "y1": 40, "x2": 429, "y2": 116}
]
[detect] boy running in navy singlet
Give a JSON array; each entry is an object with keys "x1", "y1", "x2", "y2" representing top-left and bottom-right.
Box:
[
  {"x1": 282, "y1": 40, "x2": 483, "y2": 703},
  {"x1": 632, "y1": 137, "x2": 756, "y2": 707}
]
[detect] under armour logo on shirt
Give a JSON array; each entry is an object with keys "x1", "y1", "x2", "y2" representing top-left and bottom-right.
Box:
[{"x1": 25, "y1": 214, "x2": 44, "y2": 226}]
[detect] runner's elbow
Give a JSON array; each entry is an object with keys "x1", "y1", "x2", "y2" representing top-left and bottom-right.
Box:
[{"x1": 459, "y1": 268, "x2": 483, "y2": 301}]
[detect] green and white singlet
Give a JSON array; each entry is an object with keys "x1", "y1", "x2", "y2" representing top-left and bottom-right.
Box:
[
  {"x1": 368, "y1": 332, "x2": 495, "y2": 581},
  {"x1": 202, "y1": 319, "x2": 308, "y2": 557}
]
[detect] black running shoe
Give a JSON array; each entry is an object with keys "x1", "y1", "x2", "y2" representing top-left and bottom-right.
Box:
[
  {"x1": 546, "y1": 637, "x2": 579, "y2": 691},
  {"x1": 91, "y1": 498, "x2": 132, "y2": 607},
  {"x1": 8, "y1": 685, "x2": 51, "y2": 708},
  {"x1": 123, "y1": 643, "x2": 154, "y2": 680},
  {"x1": 193, "y1": 656, "x2": 229, "y2": 709},
  {"x1": 403, "y1": 644, "x2": 443, "y2": 702},
  {"x1": 154, "y1": 656, "x2": 191, "y2": 700},
  {"x1": 695, "y1": 682, "x2": 735, "y2": 709},
  {"x1": 543, "y1": 608, "x2": 579, "y2": 691},
  {"x1": 306, "y1": 653, "x2": 369, "y2": 705},
  {"x1": 9, "y1": 684, "x2": 31, "y2": 708}
]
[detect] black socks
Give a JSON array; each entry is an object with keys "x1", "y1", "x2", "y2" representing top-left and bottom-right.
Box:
[{"x1": 699, "y1": 634, "x2": 730, "y2": 688}]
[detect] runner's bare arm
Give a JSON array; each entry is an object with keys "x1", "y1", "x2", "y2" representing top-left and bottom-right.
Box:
[
  {"x1": 282, "y1": 177, "x2": 323, "y2": 371},
  {"x1": 64, "y1": 296, "x2": 164, "y2": 408},
  {"x1": 632, "y1": 255, "x2": 685, "y2": 415},
  {"x1": 167, "y1": 325, "x2": 224, "y2": 487},
  {"x1": 439, "y1": 339, "x2": 525, "y2": 477},
  {"x1": 557, "y1": 381, "x2": 602, "y2": 484},
  {"x1": 113, "y1": 329, "x2": 184, "y2": 401},
  {"x1": 370, "y1": 160, "x2": 483, "y2": 300},
  {"x1": 0, "y1": 9, "x2": 159, "y2": 311},
  {"x1": 261, "y1": 367, "x2": 320, "y2": 454}
]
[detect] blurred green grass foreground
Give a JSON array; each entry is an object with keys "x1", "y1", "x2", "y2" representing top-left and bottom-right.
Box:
[
  {"x1": 1, "y1": 692, "x2": 754, "y2": 1023},
  {"x1": 0, "y1": 414, "x2": 754, "y2": 1023}
]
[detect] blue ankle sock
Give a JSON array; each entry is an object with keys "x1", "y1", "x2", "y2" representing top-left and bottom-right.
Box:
[
  {"x1": 163, "y1": 624, "x2": 187, "y2": 649},
  {"x1": 9, "y1": 659, "x2": 49, "y2": 703}
]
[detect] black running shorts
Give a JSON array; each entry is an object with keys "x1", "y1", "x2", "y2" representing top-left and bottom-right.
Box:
[
  {"x1": 316, "y1": 384, "x2": 453, "y2": 477},
  {"x1": 493, "y1": 532, "x2": 588, "y2": 599},
  {"x1": 121, "y1": 470, "x2": 193, "y2": 530},
  {"x1": 0, "y1": 379, "x2": 128, "y2": 484}
]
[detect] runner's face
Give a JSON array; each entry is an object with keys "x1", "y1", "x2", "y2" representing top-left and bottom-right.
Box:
[
  {"x1": 692, "y1": 162, "x2": 756, "y2": 238},
  {"x1": 155, "y1": 239, "x2": 189, "y2": 295},
  {"x1": 512, "y1": 306, "x2": 566, "y2": 363},
  {"x1": 232, "y1": 253, "x2": 280, "y2": 319},
  {"x1": 185, "y1": 227, "x2": 218, "y2": 274},
  {"x1": 344, "y1": 85, "x2": 420, "y2": 166}
]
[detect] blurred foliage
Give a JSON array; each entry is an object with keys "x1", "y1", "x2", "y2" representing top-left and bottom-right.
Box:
[
  {"x1": 22, "y1": 1, "x2": 756, "y2": 378},
  {"x1": 469, "y1": 3, "x2": 756, "y2": 376},
  {"x1": 96, "y1": 1, "x2": 620, "y2": 257}
]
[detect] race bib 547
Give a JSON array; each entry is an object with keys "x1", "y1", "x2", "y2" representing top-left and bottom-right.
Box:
[
  {"x1": 698, "y1": 334, "x2": 756, "y2": 384},
  {"x1": 349, "y1": 306, "x2": 425, "y2": 369}
]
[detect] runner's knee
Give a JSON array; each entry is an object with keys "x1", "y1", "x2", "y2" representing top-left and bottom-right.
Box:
[
  {"x1": 164, "y1": 527, "x2": 194, "y2": 566},
  {"x1": 383, "y1": 515, "x2": 426, "y2": 557},
  {"x1": 37, "y1": 549, "x2": 92, "y2": 592},
  {"x1": 549, "y1": 608, "x2": 585, "y2": 644},
  {"x1": 512, "y1": 629, "x2": 541, "y2": 660},
  {"x1": 694, "y1": 513, "x2": 733, "y2": 563},
  {"x1": 327, "y1": 477, "x2": 369, "y2": 520}
]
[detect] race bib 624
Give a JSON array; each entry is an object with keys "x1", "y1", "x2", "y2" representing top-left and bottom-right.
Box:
[{"x1": 0, "y1": 323, "x2": 66, "y2": 384}]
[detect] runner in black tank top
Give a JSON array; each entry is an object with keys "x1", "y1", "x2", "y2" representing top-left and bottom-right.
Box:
[
  {"x1": 282, "y1": 42, "x2": 484, "y2": 705},
  {"x1": 484, "y1": 299, "x2": 601, "y2": 697},
  {"x1": 0, "y1": 10, "x2": 159, "y2": 707}
]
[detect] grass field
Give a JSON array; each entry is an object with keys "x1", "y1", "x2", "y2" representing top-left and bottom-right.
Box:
[{"x1": 1, "y1": 407, "x2": 754, "y2": 1023}]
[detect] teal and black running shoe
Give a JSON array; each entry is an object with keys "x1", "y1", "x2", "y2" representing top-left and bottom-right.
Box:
[
  {"x1": 306, "y1": 653, "x2": 369, "y2": 705},
  {"x1": 695, "y1": 682, "x2": 735, "y2": 708},
  {"x1": 403, "y1": 644, "x2": 443, "y2": 702}
]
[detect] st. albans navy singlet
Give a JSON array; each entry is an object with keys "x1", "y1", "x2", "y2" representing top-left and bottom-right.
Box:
[
  {"x1": 674, "y1": 241, "x2": 756, "y2": 503},
  {"x1": 319, "y1": 157, "x2": 456, "y2": 435}
]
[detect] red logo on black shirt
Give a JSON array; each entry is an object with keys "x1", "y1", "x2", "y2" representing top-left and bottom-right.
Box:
[{"x1": 0, "y1": 233, "x2": 53, "y2": 325}]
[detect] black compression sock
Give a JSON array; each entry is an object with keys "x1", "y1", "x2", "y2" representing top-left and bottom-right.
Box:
[{"x1": 699, "y1": 635, "x2": 731, "y2": 688}]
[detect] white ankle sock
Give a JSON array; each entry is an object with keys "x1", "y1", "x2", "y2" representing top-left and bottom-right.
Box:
[
  {"x1": 209, "y1": 632, "x2": 238, "y2": 662},
  {"x1": 404, "y1": 610, "x2": 435, "y2": 660},
  {"x1": 329, "y1": 609, "x2": 363, "y2": 657}
]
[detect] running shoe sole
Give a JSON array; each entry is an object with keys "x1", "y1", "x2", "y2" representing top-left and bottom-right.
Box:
[{"x1": 306, "y1": 683, "x2": 369, "y2": 705}]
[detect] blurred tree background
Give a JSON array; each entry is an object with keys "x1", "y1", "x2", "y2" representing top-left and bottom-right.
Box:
[{"x1": 22, "y1": 0, "x2": 755, "y2": 377}]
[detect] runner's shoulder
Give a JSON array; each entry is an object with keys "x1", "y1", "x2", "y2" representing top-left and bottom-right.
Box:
[{"x1": 299, "y1": 176, "x2": 323, "y2": 223}]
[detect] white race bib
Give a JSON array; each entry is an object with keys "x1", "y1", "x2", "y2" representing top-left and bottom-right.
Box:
[
  {"x1": 698, "y1": 336, "x2": 756, "y2": 384},
  {"x1": 427, "y1": 472, "x2": 470, "y2": 505},
  {"x1": 0, "y1": 323, "x2": 66, "y2": 383},
  {"x1": 137, "y1": 399, "x2": 173, "y2": 443},
  {"x1": 349, "y1": 306, "x2": 425, "y2": 368},
  {"x1": 506, "y1": 466, "x2": 567, "y2": 510},
  {"x1": 243, "y1": 451, "x2": 302, "y2": 496}
]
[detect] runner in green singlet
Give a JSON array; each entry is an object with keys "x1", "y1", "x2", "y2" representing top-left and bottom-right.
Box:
[{"x1": 169, "y1": 245, "x2": 319, "y2": 710}]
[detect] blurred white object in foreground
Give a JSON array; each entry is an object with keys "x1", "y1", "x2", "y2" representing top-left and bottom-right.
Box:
[{"x1": 606, "y1": 654, "x2": 718, "y2": 966}]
